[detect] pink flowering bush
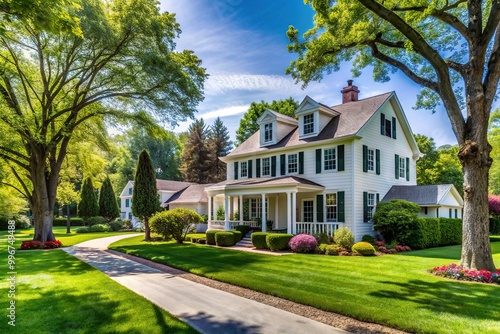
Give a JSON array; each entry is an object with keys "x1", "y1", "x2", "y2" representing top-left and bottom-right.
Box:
[
  {"x1": 431, "y1": 263, "x2": 500, "y2": 284},
  {"x1": 488, "y1": 194, "x2": 500, "y2": 216},
  {"x1": 21, "y1": 240, "x2": 62, "y2": 250},
  {"x1": 289, "y1": 234, "x2": 318, "y2": 253}
]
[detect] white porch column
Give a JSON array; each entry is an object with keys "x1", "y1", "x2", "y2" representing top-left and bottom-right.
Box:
[
  {"x1": 275, "y1": 194, "x2": 278, "y2": 230},
  {"x1": 208, "y1": 196, "x2": 212, "y2": 227},
  {"x1": 239, "y1": 195, "x2": 243, "y2": 225},
  {"x1": 291, "y1": 191, "x2": 297, "y2": 234},
  {"x1": 286, "y1": 192, "x2": 292, "y2": 234},
  {"x1": 261, "y1": 193, "x2": 267, "y2": 232},
  {"x1": 224, "y1": 195, "x2": 230, "y2": 230}
]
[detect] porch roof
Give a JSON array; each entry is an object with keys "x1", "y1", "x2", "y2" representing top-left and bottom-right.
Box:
[{"x1": 204, "y1": 176, "x2": 324, "y2": 193}]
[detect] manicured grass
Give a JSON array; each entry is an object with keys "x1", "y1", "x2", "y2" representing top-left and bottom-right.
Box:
[{"x1": 110, "y1": 237, "x2": 500, "y2": 334}]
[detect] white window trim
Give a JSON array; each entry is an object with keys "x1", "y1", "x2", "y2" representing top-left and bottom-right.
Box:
[
  {"x1": 399, "y1": 157, "x2": 405, "y2": 178},
  {"x1": 367, "y1": 192, "x2": 376, "y2": 222},
  {"x1": 287, "y1": 153, "x2": 298, "y2": 175},
  {"x1": 325, "y1": 192, "x2": 338, "y2": 223},
  {"x1": 367, "y1": 147, "x2": 375, "y2": 173},
  {"x1": 299, "y1": 112, "x2": 318, "y2": 138},
  {"x1": 323, "y1": 147, "x2": 337, "y2": 172},
  {"x1": 260, "y1": 122, "x2": 276, "y2": 146},
  {"x1": 240, "y1": 161, "x2": 248, "y2": 179},
  {"x1": 261, "y1": 157, "x2": 271, "y2": 177},
  {"x1": 301, "y1": 198, "x2": 315, "y2": 223}
]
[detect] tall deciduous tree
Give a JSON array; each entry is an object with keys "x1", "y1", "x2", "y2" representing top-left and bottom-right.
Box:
[
  {"x1": 98, "y1": 176, "x2": 119, "y2": 222},
  {"x1": 0, "y1": 0, "x2": 205, "y2": 242},
  {"x1": 235, "y1": 98, "x2": 298, "y2": 146},
  {"x1": 488, "y1": 109, "x2": 500, "y2": 194},
  {"x1": 181, "y1": 119, "x2": 213, "y2": 183},
  {"x1": 78, "y1": 177, "x2": 98, "y2": 219},
  {"x1": 287, "y1": 0, "x2": 499, "y2": 271},
  {"x1": 132, "y1": 150, "x2": 160, "y2": 241},
  {"x1": 208, "y1": 117, "x2": 232, "y2": 182}
]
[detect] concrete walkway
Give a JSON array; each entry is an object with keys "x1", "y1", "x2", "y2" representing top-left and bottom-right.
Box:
[{"x1": 63, "y1": 234, "x2": 349, "y2": 334}]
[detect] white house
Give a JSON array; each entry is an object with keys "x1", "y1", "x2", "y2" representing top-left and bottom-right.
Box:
[{"x1": 204, "y1": 81, "x2": 463, "y2": 241}]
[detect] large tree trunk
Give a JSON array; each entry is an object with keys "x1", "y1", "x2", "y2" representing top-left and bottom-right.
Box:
[
  {"x1": 459, "y1": 140, "x2": 496, "y2": 271},
  {"x1": 144, "y1": 217, "x2": 151, "y2": 241}
]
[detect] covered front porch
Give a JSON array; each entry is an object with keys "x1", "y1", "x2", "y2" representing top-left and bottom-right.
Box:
[{"x1": 204, "y1": 177, "x2": 343, "y2": 236}]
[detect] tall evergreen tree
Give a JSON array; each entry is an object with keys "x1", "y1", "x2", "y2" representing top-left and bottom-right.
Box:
[
  {"x1": 78, "y1": 177, "x2": 99, "y2": 219},
  {"x1": 208, "y1": 117, "x2": 233, "y2": 182},
  {"x1": 181, "y1": 119, "x2": 213, "y2": 183},
  {"x1": 98, "y1": 176, "x2": 120, "y2": 222},
  {"x1": 132, "y1": 150, "x2": 161, "y2": 241}
]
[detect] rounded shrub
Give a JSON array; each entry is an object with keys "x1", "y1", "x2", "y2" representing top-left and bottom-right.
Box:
[
  {"x1": 266, "y1": 234, "x2": 293, "y2": 251},
  {"x1": 234, "y1": 225, "x2": 251, "y2": 237},
  {"x1": 88, "y1": 224, "x2": 109, "y2": 232},
  {"x1": 75, "y1": 227, "x2": 90, "y2": 233},
  {"x1": 289, "y1": 234, "x2": 317, "y2": 253},
  {"x1": 215, "y1": 232, "x2": 235, "y2": 247},
  {"x1": 361, "y1": 234, "x2": 375, "y2": 244},
  {"x1": 206, "y1": 230, "x2": 218, "y2": 245},
  {"x1": 251, "y1": 232, "x2": 269, "y2": 249},
  {"x1": 230, "y1": 230, "x2": 243, "y2": 242},
  {"x1": 149, "y1": 208, "x2": 202, "y2": 243},
  {"x1": 372, "y1": 199, "x2": 420, "y2": 244},
  {"x1": 85, "y1": 216, "x2": 106, "y2": 226},
  {"x1": 334, "y1": 227, "x2": 355, "y2": 250},
  {"x1": 352, "y1": 242, "x2": 376, "y2": 256},
  {"x1": 108, "y1": 220, "x2": 124, "y2": 232},
  {"x1": 325, "y1": 244, "x2": 343, "y2": 255}
]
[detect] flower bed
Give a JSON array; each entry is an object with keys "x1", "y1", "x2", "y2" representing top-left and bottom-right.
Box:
[
  {"x1": 21, "y1": 240, "x2": 63, "y2": 250},
  {"x1": 431, "y1": 263, "x2": 500, "y2": 284}
]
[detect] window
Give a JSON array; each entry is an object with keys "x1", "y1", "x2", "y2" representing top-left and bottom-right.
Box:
[
  {"x1": 385, "y1": 119, "x2": 392, "y2": 137},
  {"x1": 288, "y1": 154, "x2": 298, "y2": 174},
  {"x1": 325, "y1": 193, "x2": 337, "y2": 222},
  {"x1": 250, "y1": 198, "x2": 267, "y2": 219},
  {"x1": 399, "y1": 157, "x2": 405, "y2": 178},
  {"x1": 128, "y1": 212, "x2": 132, "y2": 220},
  {"x1": 424, "y1": 207, "x2": 428, "y2": 215},
  {"x1": 455, "y1": 209, "x2": 458, "y2": 218},
  {"x1": 240, "y1": 161, "x2": 248, "y2": 178},
  {"x1": 303, "y1": 200, "x2": 314, "y2": 222},
  {"x1": 324, "y1": 148, "x2": 336, "y2": 171},
  {"x1": 367, "y1": 193, "x2": 375, "y2": 221},
  {"x1": 367, "y1": 148, "x2": 375, "y2": 172},
  {"x1": 128, "y1": 187, "x2": 132, "y2": 195},
  {"x1": 303, "y1": 114, "x2": 314, "y2": 135},
  {"x1": 125, "y1": 199, "x2": 130, "y2": 208},
  {"x1": 264, "y1": 123, "x2": 273, "y2": 142},
  {"x1": 262, "y1": 157, "x2": 271, "y2": 176},
  {"x1": 449, "y1": 208, "x2": 452, "y2": 218}
]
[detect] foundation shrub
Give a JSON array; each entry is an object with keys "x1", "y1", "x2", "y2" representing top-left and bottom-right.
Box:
[
  {"x1": 289, "y1": 234, "x2": 317, "y2": 253},
  {"x1": 234, "y1": 225, "x2": 251, "y2": 237},
  {"x1": 372, "y1": 199, "x2": 420, "y2": 244},
  {"x1": 439, "y1": 218, "x2": 462, "y2": 245},
  {"x1": 230, "y1": 230, "x2": 243, "y2": 242},
  {"x1": 266, "y1": 234, "x2": 293, "y2": 251},
  {"x1": 333, "y1": 227, "x2": 355, "y2": 250},
  {"x1": 251, "y1": 232, "x2": 269, "y2": 249},
  {"x1": 352, "y1": 242, "x2": 376, "y2": 256},
  {"x1": 206, "y1": 230, "x2": 218, "y2": 245},
  {"x1": 215, "y1": 232, "x2": 235, "y2": 247},
  {"x1": 361, "y1": 234, "x2": 375, "y2": 244},
  {"x1": 324, "y1": 244, "x2": 343, "y2": 255}
]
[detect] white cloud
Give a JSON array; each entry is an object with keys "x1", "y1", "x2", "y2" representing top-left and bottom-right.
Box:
[
  {"x1": 196, "y1": 105, "x2": 249, "y2": 119},
  {"x1": 205, "y1": 74, "x2": 307, "y2": 95}
]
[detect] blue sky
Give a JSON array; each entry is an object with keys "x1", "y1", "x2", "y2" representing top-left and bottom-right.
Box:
[{"x1": 159, "y1": 0, "x2": 457, "y2": 147}]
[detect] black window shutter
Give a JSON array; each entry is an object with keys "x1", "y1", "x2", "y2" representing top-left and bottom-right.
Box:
[
  {"x1": 271, "y1": 156, "x2": 277, "y2": 177},
  {"x1": 376, "y1": 149, "x2": 381, "y2": 175},
  {"x1": 316, "y1": 149, "x2": 322, "y2": 174},
  {"x1": 338, "y1": 145, "x2": 345, "y2": 171},
  {"x1": 376, "y1": 193, "x2": 380, "y2": 204},
  {"x1": 248, "y1": 159, "x2": 253, "y2": 178},
  {"x1": 299, "y1": 151, "x2": 304, "y2": 174},
  {"x1": 363, "y1": 145, "x2": 368, "y2": 172},
  {"x1": 380, "y1": 113, "x2": 386, "y2": 135},
  {"x1": 392, "y1": 117, "x2": 397, "y2": 139},
  {"x1": 280, "y1": 154, "x2": 286, "y2": 175},
  {"x1": 234, "y1": 162, "x2": 239, "y2": 180},
  {"x1": 316, "y1": 194, "x2": 324, "y2": 222},
  {"x1": 406, "y1": 157, "x2": 410, "y2": 181},
  {"x1": 395, "y1": 154, "x2": 399, "y2": 179},
  {"x1": 338, "y1": 191, "x2": 345, "y2": 222},
  {"x1": 363, "y1": 192, "x2": 368, "y2": 222},
  {"x1": 256, "y1": 158, "x2": 261, "y2": 178}
]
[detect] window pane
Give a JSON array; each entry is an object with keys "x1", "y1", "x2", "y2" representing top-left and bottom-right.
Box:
[
  {"x1": 385, "y1": 119, "x2": 392, "y2": 137},
  {"x1": 264, "y1": 123, "x2": 273, "y2": 142},
  {"x1": 241, "y1": 161, "x2": 248, "y2": 177},
  {"x1": 367, "y1": 148, "x2": 374, "y2": 171},
  {"x1": 326, "y1": 193, "x2": 337, "y2": 222},
  {"x1": 399, "y1": 157, "x2": 405, "y2": 178},
  {"x1": 304, "y1": 114, "x2": 314, "y2": 134},
  {"x1": 288, "y1": 154, "x2": 298, "y2": 174},
  {"x1": 367, "y1": 193, "x2": 375, "y2": 220},
  {"x1": 262, "y1": 157, "x2": 270, "y2": 176},
  {"x1": 324, "y1": 148, "x2": 336, "y2": 170},
  {"x1": 303, "y1": 200, "x2": 314, "y2": 222}
]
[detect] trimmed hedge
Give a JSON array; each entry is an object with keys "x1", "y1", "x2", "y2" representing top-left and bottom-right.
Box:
[
  {"x1": 266, "y1": 234, "x2": 293, "y2": 251},
  {"x1": 88, "y1": 224, "x2": 109, "y2": 232},
  {"x1": 53, "y1": 217, "x2": 85, "y2": 226},
  {"x1": 215, "y1": 232, "x2": 235, "y2": 247},
  {"x1": 84, "y1": 216, "x2": 106, "y2": 226},
  {"x1": 251, "y1": 232, "x2": 269, "y2": 249},
  {"x1": 230, "y1": 230, "x2": 243, "y2": 242},
  {"x1": 439, "y1": 218, "x2": 462, "y2": 245},
  {"x1": 75, "y1": 227, "x2": 90, "y2": 233},
  {"x1": 490, "y1": 217, "x2": 500, "y2": 235},
  {"x1": 397, "y1": 218, "x2": 462, "y2": 250},
  {"x1": 206, "y1": 230, "x2": 218, "y2": 245},
  {"x1": 234, "y1": 225, "x2": 251, "y2": 237},
  {"x1": 352, "y1": 242, "x2": 376, "y2": 256}
]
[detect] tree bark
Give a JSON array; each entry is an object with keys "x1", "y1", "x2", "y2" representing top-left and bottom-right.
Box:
[{"x1": 143, "y1": 216, "x2": 151, "y2": 241}]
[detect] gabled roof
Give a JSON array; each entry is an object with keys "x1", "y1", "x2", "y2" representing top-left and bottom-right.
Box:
[
  {"x1": 165, "y1": 184, "x2": 211, "y2": 205},
  {"x1": 123, "y1": 179, "x2": 194, "y2": 195},
  {"x1": 382, "y1": 184, "x2": 463, "y2": 206},
  {"x1": 225, "y1": 92, "x2": 393, "y2": 159},
  {"x1": 256, "y1": 109, "x2": 298, "y2": 126},
  {"x1": 205, "y1": 176, "x2": 324, "y2": 192}
]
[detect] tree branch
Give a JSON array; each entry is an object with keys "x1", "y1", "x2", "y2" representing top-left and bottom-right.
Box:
[{"x1": 483, "y1": 25, "x2": 500, "y2": 112}]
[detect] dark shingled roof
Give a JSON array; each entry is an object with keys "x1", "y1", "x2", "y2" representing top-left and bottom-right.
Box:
[
  {"x1": 228, "y1": 92, "x2": 393, "y2": 157},
  {"x1": 165, "y1": 184, "x2": 211, "y2": 205},
  {"x1": 382, "y1": 184, "x2": 455, "y2": 205},
  {"x1": 205, "y1": 176, "x2": 324, "y2": 189},
  {"x1": 130, "y1": 179, "x2": 194, "y2": 192}
]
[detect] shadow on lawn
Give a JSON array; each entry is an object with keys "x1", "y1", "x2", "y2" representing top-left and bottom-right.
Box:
[
  {"x1": 178, "y1": 311, "x2": 260, "y2": 334},
  {"x1": 370, "y1": 278, "x2": 500, "y2": 321}
]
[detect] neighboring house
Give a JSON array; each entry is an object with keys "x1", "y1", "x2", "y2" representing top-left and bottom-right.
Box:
[
  {"x1": 205, "y1": 80, "x2": 462, "y2": 241},
  {"x1": 119, "y1": 179, "x2": 195, "y2": 227},
  {"x1": 382, "y1": 184, "x2": 463, "y2": 219}
]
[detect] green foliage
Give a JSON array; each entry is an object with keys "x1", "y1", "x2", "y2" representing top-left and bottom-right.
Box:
[
  {"x1": 84, "y1": 216, "x2": 106, "y2": 227},
  {"x1": 251, "y1": 232, "x2": 269, "y2": 249},
  {"x1": 439, "y1": 218, "x2": 462, "y2": 246},
  {"x1": 216, "y1": 206, "x2": 225, "y2": 220},
  {"x1": 208, "y1": 117, "x2": 233, "y2": 182},
  {"x1": 132, "y1": 150, "x2": 161, "y2": 220},
  {"x1": 234, "y1": 225, "x2": 251, "y2": 237},
  {"x1": 98, "y1": 176, "x2": 120, "y2": 222},
  {"x1": 333, "y1": 227, "x2": 354, "y2": 250},
  {"x1": 361, "y1": 234, "x2": 375, "y2": 244},
  {"x1": 266, "y1": 234, "x2": 293, "y2": 251},
  {"x1": 489, "y1": 109, "x2": 500, "y2": 194},
  {"x1": 181, "y1": 119, "x2": 213, "y2": 183},
  {"x1": 230, "y1": 230, "x2": 243, "y2": 242},
  {"x1": 108, "y1": 220, "x2": 124, "y2": 232},
  {"x1": 75, "y1": 227, "x2": 90, "y2": 233},
  {"x1": 314, "y1": 232, "x2": 332, "y2": 245},
  {"x1": 372, "y1": 200, "x2": 420, "y2": 244},
  {"x1": 394, "y1": 218, "x2": 462, "y2": 250},
  {"x1": 352, "y1": 242, "x2": 376, "y2": 256},
  {"x1": 150, "y1": 208, "x2": 202, "y2": 243},
  {"x1": 88, "y1": 224, "x2": 110, "y2": 232},
  {"x1": 414, "y1": 134, "x2": 439, "y2": 185},
  {"x1": 52, "y1": 217, "x2": 84, "y2": 226},
  {"x1": 235, "y1": 98, "x2": 298, "y2": 145},
  {"x1": 215, "y1": 232, "x2": 235, "y2": 247},
  {"x1": 78, "y1": 177, "x2": 99, "y2": 218},
  {"x1": 324, "y1": 244, "x2": 342, "y2": 256},
  {"x1": 491, "y1": 217, "x2": 500, "y2": 235},
  {"x1": 0, "y1": 215, "x2": 32, "y2": 230},
  {"x1": 205, "y1": 230, "x2": 218, "y2": 245}
]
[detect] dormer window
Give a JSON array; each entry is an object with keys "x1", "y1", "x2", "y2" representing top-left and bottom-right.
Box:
[
  {"x1": 303, "y1": 114, "x2": 314, "y2": 135},
  {"x1": 264, "y1": 123, "x2": 273, "y2": 143}
]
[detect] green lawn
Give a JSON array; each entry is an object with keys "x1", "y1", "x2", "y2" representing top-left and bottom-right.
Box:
[{"x1": 109, "y1": 237, "x2": 500, "y2": 334}]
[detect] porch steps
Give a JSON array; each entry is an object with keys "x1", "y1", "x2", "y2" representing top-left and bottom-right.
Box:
[{"x1": 235, "y1": 237, "x2": 253, "y2": 248}]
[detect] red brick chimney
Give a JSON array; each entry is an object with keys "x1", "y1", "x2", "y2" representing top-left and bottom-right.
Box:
[{"x1": 341, "y1": 80, "x2": 360, "y2": 103}]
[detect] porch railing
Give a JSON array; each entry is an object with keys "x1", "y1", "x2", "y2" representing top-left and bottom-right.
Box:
[
  {"x1": 208, "y1": 220, "x2": 259, "y2": 230},
  {"x1": 294, "y1": 222, "x2": 342, "y2": 237}
]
